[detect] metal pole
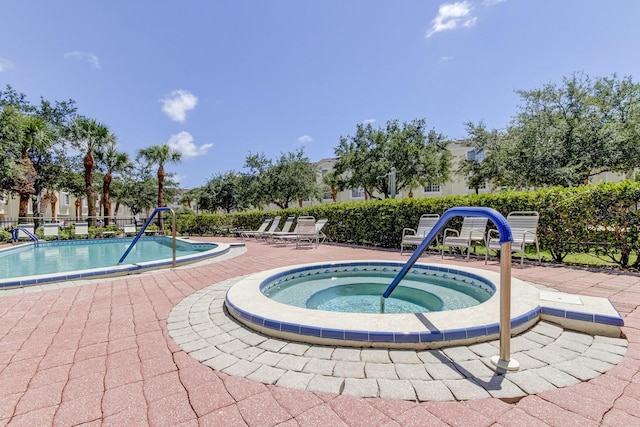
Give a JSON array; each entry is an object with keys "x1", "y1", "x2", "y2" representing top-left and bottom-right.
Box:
[{"x1": 491, "y1": 241, "x2": 520, "y2": 371}]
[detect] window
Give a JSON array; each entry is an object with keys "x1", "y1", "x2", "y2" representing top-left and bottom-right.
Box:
[
  {"x1": 323, "y1": 191, "x2": 333, "y2": 201},
  {"x1": 468, "y1": 181, "x2": 487, "y2": 190},
  {"x1": 61, "y1": 192, "x2": 70, "y2": 207},
  {"x1": 467, "y1": 149, "x2": 486, "y2": 163},
  {"x1": 423, "y1": 183, "x2": 441, "y2": 193},
  {"x1": 351, "y1": 187, "x2": 364, "y2": 199}
]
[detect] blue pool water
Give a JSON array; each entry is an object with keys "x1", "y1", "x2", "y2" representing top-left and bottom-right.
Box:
[
  {"x1": 0, "y1": 237, "x2": 226, "y2": 287},
  {"x1": 262, "y1": 265, "x2": 494, "y2": 314}
]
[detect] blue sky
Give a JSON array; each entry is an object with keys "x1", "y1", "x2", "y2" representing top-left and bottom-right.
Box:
[{"x1": 2, "y1": 1, "x2": 640, "y2": 188}]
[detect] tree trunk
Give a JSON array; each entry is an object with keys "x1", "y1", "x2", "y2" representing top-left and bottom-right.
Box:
[
  {"x1": 84, "y1": 150, "x2": 96, "y2": 226},
  {"x1": 75, "y1": 198, "x2": 82, "y2": 219},
  {"x1": 103, "y1": 172, "x2": 112, "y2": 225},
  {"x1": 50, "y1": 193, "x2": 58, "y2": 220},
  {"x1": 157, "y1": 165, "x2": 165, "y2": 230}
]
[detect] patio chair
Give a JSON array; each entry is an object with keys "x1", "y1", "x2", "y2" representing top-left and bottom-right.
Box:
[
  {"x1": 263, "y1": 216, "x2": 295, "y2": 241},
  {"x1": 441, "y1": 216, "x2": 488, "y2": 260},
  {"x1": 43, "y1": 223, "x2": 60, "y2": 240},
  {"x1": 122, "y1": 224, "x2": 137, "y2": 237},
  {"x1": 16, "y1": 223, "x2": 35, "y2": 241},
  {"x1": 295, "y1": 216, "x2": 320, "y2": 248},
  {"x1": 400, "y1": 214, "x2": 440, "y2": 255},
  {"x1": 74, "y1": 222, "x2": 90, "y2": 239},
  {"x1": 485, "y1": 211, "x2": 541, "y2": 265},
  {"x1": 258, "y1": 216, "x2": 281, "y2": 240},
  {"x1": 239, "y1": 218, "x2": 272, "y2": 239},
  {"x1": 315, "y1": 218, "x2": 329, "y2": 245}
]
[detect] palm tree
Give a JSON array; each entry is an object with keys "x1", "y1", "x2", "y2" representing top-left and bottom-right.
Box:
[
  {"x1": 96, "y1": 141, "x2": 130, "y2": 225},
  {"x1": 137, "y1": 144, "x2": 182, "y2": 229},
  {"x1": 12, "y1": 112, "x2": 57, "y2": 221},
  {"x1": 65, "y1": 117, "x2": 115, "y2": 226}
]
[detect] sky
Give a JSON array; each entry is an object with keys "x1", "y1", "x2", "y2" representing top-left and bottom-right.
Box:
[{"x1": 1, "y1": 1, "x2": 640, "y2": 189}]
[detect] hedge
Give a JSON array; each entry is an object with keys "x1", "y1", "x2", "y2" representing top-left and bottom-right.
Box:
[{"x1": 174, "y1": 181, "x2": 640, "y2": 268}]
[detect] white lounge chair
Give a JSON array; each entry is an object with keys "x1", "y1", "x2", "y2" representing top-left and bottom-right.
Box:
[
  {"x1": 485, "y1": 211, "x2": 541, "y2": 265},
  {"x1": 122, "y1": 224, "x2": 137, "y2": 237},
  {"x1": 400, "y1": 214, "x2": 440, "y2": 255},
  {"x1": 263, "y1": 216, "x2": 295, "y2": 241},
  {"x1": 259, "y1": 216, "x2": 281, "y2": 240},
  {"x1": 239, "y1": 218, "x2": 272, "y2": 239},
  {"x1": 441, "y1": 216, "x2": 488, "y2": 260},
  {"x1": 74, "y1": 222, "x2": 89, "y2": 239},
  {"x1": 315, "y1": 218, "x2": 328, "y2": 245},
  {"x1": 17, "y1": 223, "x2": 35, "y2": 240},
  {"x1": 295, "y1": 217, "x2": 319, "y2": 248},
  {"x1": 43, "y1": 223, "x2": 60, "y2": 240}
]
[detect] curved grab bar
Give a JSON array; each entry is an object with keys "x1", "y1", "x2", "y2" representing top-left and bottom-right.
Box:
[{"x1": 118, "y1": 207, "x2": 177, "y2": 266}]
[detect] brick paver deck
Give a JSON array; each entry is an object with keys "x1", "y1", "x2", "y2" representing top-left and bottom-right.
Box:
[{"x1": 1, "y1": 237, "x2": 638, "y2": 426}]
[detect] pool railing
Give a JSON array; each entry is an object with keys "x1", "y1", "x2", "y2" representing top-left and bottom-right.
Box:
[
  {"x1": 384, "y1": 206, "x2": 519, "y2": 371},
  {"x1": 118, "y1": 207, "x2": 177, "y2": 267}
]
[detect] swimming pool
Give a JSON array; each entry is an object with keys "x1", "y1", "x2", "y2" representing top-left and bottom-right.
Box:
[
  {"x1": 0, "y1": 236, "x2": 231, "y2": 289},
  {"x1": 225, "y1": 260, "x2": 624, "y2": 349},
  {"x1": 263, "y1": 266, "x2": 493, "y2": 313}
]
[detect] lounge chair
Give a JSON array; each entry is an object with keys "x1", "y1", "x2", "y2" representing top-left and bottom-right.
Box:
[
  {"x1": 122, "y1": 224, "x2": 137, "y2": 237},
  {"x1": 263, "y1": 216, "x2": 295, "y2": 241},
  {"x1": 239, "y1": 218, "x2": 272, "y2": 239},
  {"x1": 17, "y1": 223, "x2": 35, "y2": 241},
  {"x1": 43, "y1": 223, "x2": 60, "y2": 240},
  {"x1": 485, "y1": 211, "x2": 541, "y2": 265},
  {"x1": 258, "y1": 216, "x2": 281, "y2": 240},
  {"x1": 441, "y1": 216, "x2": 488, "y2": 260},
  {"x1": 295, "y1": 216, "x2": 319, "y2": 248},
  {"x1": 400, "y1": 214, "x2": 440, "y2": 255},
  {"x1": 74, "y1": 222, "x2": 90, "y2": 239},
  {"x1": 315, "y1": 218, "x2": 328, "y2": 245}
]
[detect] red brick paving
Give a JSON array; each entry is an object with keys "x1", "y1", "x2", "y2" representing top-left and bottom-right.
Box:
[{"x1": 0, "y1": 237, "x2": 639, "y2": 426}]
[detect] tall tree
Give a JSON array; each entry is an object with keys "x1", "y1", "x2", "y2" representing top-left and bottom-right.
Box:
[
  {"x1": 137, "y1": 144, "x2": 182, "y2": 228},
  {"x1": 65, "y1": 117, "x2": 115, "y2": 225},
  {"x1": 503, "y1": 72, "x2": 640, "y2": 187},
  {"x1": 333, "y1": 119, "x2": 451, "y2": 199},
  {"x1": 242, "y1": 148, "x2": 321, "y2": 209},
  {"x1": 457, "y1": 121, "x2": 505, "y2": 193},
  {"x1": 96, "y1": 141, "x2": 131, "y2": 225},
  {"x1": 199, "y1": 171, "x2": 243, "y2": 213}
]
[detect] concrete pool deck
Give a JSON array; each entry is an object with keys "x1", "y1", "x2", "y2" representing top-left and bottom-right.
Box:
[{"x1": 0, "y1": 237, "x2": 639, "y2": 426}]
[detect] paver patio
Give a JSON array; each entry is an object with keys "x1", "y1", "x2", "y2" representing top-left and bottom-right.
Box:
[{"x1": 0, "y1": 237, "x2": 638, "y2": 426}]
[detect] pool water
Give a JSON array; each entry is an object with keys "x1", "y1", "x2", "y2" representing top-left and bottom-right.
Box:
[
  {"x1": 263, "y1": 269, "x2": 493, "y2": 314},
  {"x1": 0, "y1": 238, "x2": 217, "y2": 280}
]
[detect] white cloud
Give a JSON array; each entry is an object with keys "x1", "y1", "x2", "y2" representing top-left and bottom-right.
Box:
[
  {"x1": 363, "y1": 119, "x2": 376, "y2": 125},
  {"x1": 0, "y1": 58, "x2": 15, "y2": 72},
  {"x1": 483, "y1": 0, "x2": 506, "y2": 5},
  {"x1": 438, "y1": 56, "x2": 454, "y2": 63},
  {"x1": 426, "y1": 1, "x2": 477, "y2": 38},
  {"x1": 297, "y1": 135, "x2": 313, "y2": 144},
  {"x1": 160, "y1": 90, "x2": 198, "y2": 122},
  {"x1": 166, "y1": 131, "x2": 213, "y2": 159},
  {"x1": 64, "y1": 51, "x2": 101, "y2": 69}
]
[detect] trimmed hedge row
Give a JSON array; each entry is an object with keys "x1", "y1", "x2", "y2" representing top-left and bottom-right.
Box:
[{"x1": 175, "y1": 181, "x2": 640, "y2": 268}]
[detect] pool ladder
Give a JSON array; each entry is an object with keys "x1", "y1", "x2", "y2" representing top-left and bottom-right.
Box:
[
  {"x1": 383, "y1": 207, "x2": 520, "y2": 371},
  {"x1": 118, "y1": 207, "x2": 177, "y2": 267}
]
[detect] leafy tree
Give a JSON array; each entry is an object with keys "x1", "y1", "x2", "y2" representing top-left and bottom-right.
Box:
[
  {"x1": 65, "y1": 117, "x2": 115, "y2": 226},
  {"x1": 503, "y1": 72, "x2": 640, "y2": 187},
  {"x1": 333, "y1": 119, "x2": 451, "y2": 199},
  {"x1": 242, "y1": 148, "x2": 321, "y2": 209},
  {"x1": 117, "y1": 159, "x2": 158, "y2": 219},
  {"x1": 457, "y1": 121, "x2": 505, "y2": 193},
  {"x1": 95, "y1": 141, "x2": 131, "y2": 225},
  {"x1": 199, "y1": 171, "x2": 244, "y2": 213}
]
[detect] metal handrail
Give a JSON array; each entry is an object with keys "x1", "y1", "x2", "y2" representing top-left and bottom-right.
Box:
[
  {"x1": 383, "y1": 206, "x2": 519, "y2": 371},
  {"x1": 118, "y1": 207, "x2": 177, "y2": 267}
]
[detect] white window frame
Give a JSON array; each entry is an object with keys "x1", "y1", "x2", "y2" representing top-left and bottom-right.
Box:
[
  {"x1": 423, "y1": 183, "x2": 441, "y2": 193},
  {"x1": 351, "y1": 187, "x2": 365, "y2": 199}
]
